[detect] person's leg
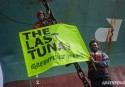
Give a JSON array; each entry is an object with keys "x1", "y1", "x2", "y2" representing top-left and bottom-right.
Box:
[{"x1": 91, "y1": 78, "x2": 103, "y2": 87}]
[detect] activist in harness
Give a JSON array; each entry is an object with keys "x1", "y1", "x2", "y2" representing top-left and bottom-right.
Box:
[
  {"x1": 87, "y1": 39, "x2": 114, "y2": 87},
  {"x1": 33, "y1": 10, "x2": 53, "y2": 29}
]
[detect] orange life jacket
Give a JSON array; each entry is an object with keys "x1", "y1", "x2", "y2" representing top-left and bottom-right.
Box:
[{"x1": 87, "y1": 51, "x2": 106, "y2": 71}]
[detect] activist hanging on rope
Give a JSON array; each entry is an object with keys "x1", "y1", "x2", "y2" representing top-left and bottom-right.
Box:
[{"x1": 33, "y1": 0, "x2": 57, "y2": 29}]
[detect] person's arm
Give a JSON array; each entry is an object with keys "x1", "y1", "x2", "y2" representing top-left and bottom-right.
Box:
[{"x1": 46, "y1": 10, "x2": 57, "y2": 24}]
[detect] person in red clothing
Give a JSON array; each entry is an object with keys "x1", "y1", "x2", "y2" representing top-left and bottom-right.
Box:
[{"x1": 33, "y1": 10, "x2": 51, "y2": 29}]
